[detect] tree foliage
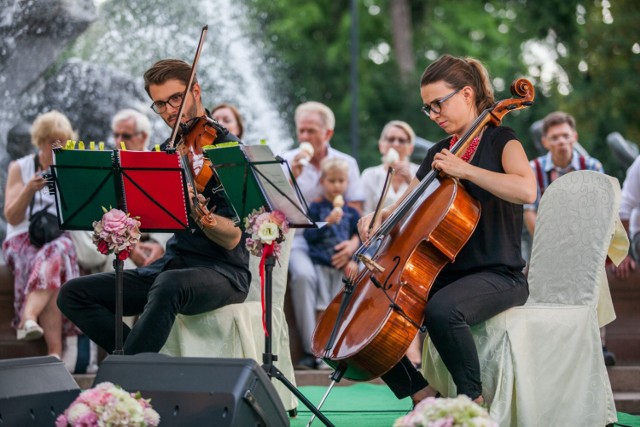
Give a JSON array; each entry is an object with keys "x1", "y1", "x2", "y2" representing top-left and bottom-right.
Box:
[
  {"x1": 245, "y1": 0, "x2": 640, "y2": 177},
  {"x1": 65, "y1": 0, "x2": 640, "y2": 177}
]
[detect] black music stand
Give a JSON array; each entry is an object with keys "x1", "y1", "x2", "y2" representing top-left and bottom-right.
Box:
[
  {"x1": 49, "y1": 148, "x2": 190, "y2": 355},
  {"x1": 207, "y1": 144, "x2": 334, "y2": 427}
]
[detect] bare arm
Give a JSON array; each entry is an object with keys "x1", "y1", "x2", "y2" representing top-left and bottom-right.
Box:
[
  {"x1": 3, "y1": 161, "x2": 47, "y2": 225},
  {"x1": 523, "y1": 209, "x2": 537, "y2": 236},
  {"x1": 432, "y1": 140, "x2": 537, "y2": 204}
]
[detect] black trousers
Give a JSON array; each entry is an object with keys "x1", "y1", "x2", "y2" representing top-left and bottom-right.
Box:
[
  {"x1": 381, "y1": 268, "x2": 528, "y2": 400},
  {"x1": 57, "y1": 257, "x2": 247, "y2": 354}
]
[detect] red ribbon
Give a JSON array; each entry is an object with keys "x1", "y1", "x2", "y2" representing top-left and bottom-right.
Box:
[{"x1": 259, "y1": 243, "x2": 275, "y2": 336}]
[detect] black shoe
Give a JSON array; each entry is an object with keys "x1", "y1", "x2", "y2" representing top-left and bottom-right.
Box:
[
  {"x1": 295, "y1": 353, "x2": 318, "y2": 370},
  {"x1": 603, "y1": 346, "x2": 616, "y2": 366}
]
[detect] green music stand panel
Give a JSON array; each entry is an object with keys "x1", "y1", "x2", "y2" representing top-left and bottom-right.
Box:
[
  {"x1": 51, "y1": 149, "x2": 118, "y2": 230},
  {"x1": 205, "y1": 144, "x2": 267, "y2": 222}
]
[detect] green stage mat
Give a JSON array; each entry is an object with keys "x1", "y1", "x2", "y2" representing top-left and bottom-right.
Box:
[{"x1": 290, "y1": 384, "x2": 640, "y2": 427}]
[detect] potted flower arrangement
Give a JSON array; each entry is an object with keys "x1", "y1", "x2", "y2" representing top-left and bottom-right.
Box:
[
  {"x1": 394, "y1": 395, "x2": 497, "y2": 427},
  {"x1": 55, "y1": 381, "x2": 160, "y2": 427}
]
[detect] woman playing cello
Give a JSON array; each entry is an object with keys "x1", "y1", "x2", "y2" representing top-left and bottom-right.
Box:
[{"x1": 357, "y1": 55, "x2": 537, "y2": 406}]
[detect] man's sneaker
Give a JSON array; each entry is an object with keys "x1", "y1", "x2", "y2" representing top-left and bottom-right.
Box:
[{"x1": 603, "y1": 345, "x2": 616, "y2": 366}]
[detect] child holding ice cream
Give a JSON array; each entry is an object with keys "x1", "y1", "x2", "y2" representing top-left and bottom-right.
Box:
[{"x1": 303, "y1": 158, "x2": 360, "y2": 327}]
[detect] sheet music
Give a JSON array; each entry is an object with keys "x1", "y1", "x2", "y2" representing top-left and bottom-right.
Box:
[{"x1": 241, "y1": 145, "x2": 315, "y2": 228}]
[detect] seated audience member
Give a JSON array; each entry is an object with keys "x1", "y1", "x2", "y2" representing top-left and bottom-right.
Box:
[
  {"x1": 523, "y1": 111, "x2": 604, "y2": 236},
  {"x1": 360, "y1": 120, "x2": 424, "y2": 367},
  {"x1": 613, "y1": 153, "x2": 640, "y2": 278},
  {"x1": 303, "y1": 158, "x2": 360, "y2": 356},
  {"x1": 361, "y1": 121, "x2": 420, "y2": 214},
  {"x1": 212, "y1": 103, "x2": 244, "y2": 140},
  {"x1": 2, "y1": 111, "x2": 81, "y2": 361},
  {"x1": 282, "y1": 101, "x2": 364, "y2": 369},
  {"x1": 111, "y1": 108, "x2": 152, "y2": 151}
]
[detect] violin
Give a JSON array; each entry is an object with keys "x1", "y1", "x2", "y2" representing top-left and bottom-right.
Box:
[
  {"x1": 176, "y1": 115, "x2": 228, "y2": 193},
  {"x1": 311, "y1": 79, "x2": 535, "y2": 382}
]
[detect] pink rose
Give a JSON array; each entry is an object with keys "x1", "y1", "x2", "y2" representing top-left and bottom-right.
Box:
[
  {"x1": 74, "y1": 411, "x2": 99, "y2": 426},
  {"x1": 55, "y1": 414, "x2": 68, "y2": 427},
  {"x1": 102, "y1": 209, "x2": 128, "y2": 234},
  {"x1": 270, "y1": 210, "x2": 286, "y2": 226}
]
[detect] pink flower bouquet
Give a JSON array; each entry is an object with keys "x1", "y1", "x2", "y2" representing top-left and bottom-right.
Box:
[
  {"x1": 92, "y1": 207, "x2": 141, "y2": 261},
  {"x1": 55, "y1": 381, "x2": 159, "y2": 427},
  {"x1": 243, "y1": 207, "x2": 289, "y2": 261}
]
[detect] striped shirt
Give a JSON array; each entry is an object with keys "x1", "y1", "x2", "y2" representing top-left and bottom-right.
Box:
[{"x1": 524, "y1": 149, "x2": 604, "y2": 211}]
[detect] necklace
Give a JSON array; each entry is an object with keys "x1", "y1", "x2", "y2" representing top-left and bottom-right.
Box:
[{"x1": 449, "y1": 134, "x2": 480, "y2": 163}]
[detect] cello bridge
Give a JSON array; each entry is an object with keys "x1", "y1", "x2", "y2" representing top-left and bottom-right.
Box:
[{"x1": 357, "y1": 254, "x2": 385, "y2": 273}]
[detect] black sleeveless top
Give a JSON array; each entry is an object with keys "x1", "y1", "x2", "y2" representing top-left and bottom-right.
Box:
[{"x1": 415, "y1": 125, "x2": 526, "y2": 279}]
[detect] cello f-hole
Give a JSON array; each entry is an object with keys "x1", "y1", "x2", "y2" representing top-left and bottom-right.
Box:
[{"x1": 382, "y1": 256, "x2": 401, "y2": 290}]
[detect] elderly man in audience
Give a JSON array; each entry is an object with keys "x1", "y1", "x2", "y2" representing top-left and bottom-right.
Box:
[{"x1": 282, "y1": 101, "x2": 364, "y2": 369}]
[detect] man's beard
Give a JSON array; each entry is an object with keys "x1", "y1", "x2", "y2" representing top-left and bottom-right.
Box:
[{"x1": 166, "y1": 94, "x2": 199, "y2": 127}]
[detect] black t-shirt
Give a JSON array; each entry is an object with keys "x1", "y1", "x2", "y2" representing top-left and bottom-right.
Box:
[
  {"x1": 138, "y1": 117, "x2": 251, "y2": 293},
  {"x1": 415, "y1": 125, "x2": 525, "y2": 279}
]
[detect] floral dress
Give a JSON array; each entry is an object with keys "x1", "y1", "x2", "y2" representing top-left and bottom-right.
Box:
[
  {"x1": 3, "y1": 153, "x2": 81, "y2": 337},
  {"x1": 3, "y1": 228, "x2": 81, "y2": 337}
]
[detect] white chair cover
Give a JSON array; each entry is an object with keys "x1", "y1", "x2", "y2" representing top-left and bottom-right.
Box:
[
  {"x1": 160, "y1": 230, "x2": 297, "y2": 411},
  {"x1": 423, "y1": 171, "x2": 626, "y2": 427}
]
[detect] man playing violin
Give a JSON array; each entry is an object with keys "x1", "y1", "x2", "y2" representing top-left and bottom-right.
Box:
[{"x1": 58, "y1": 59, "x2": 250, "y2": 355}]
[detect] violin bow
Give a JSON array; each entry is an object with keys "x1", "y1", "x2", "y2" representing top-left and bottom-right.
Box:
[
  {"x1": 167, "y1": 25, "x2": 216, "y2": 229},
  {"x1": 167, "y1": 25, "x2": 208, "y2": 150}
]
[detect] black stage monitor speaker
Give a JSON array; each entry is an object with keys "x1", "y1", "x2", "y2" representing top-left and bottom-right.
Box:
[
  {"x1": 93, "y1": 353, "x2": 290, "y2": 427},
  {"x1": 0, "y1": 355, "x2": 80, "y2": 426}
]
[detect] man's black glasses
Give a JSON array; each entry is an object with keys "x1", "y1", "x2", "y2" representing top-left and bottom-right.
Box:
[{"x1": 150, "y1": 92, "x2": 184, "y2": 114}]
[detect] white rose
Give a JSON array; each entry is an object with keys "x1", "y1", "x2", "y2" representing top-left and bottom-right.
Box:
[
  {"x1": 257, "y1": 222, "x2": 279, "y2": 244},
  {"x1": 66, "y1": 402, "x2": 92, "y2": 424}
]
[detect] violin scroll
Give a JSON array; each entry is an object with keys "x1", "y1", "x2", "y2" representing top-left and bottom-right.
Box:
[
  {"x1": 193, "y1": 203, "x2": 217, "y2": 229},
  {"x1": 188, "y1": 189, "x2": 217, "y2": 229}
]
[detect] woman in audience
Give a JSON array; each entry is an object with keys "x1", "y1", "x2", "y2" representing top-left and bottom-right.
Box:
[
  {"x1": 2, "y1": 110, "x2": 81, "y2": 360},
  {"x1": 361, "y1": 121, "x2": 420, "y2": 214},
  {"x1": 212, "y1": 103, "x2": 244, "y2": 139},
  {"x1": 361, "y1": 121, "x2": 423, "y2": 367}
]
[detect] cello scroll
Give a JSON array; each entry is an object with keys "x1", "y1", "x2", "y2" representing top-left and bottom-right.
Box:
[{"x1": 488, "y1": 78, "x2": 535, "y2": 125}]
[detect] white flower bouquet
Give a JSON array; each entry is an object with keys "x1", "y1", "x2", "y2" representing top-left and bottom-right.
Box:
[
  {"x1": 244, "y1": 207, "x2": 289, "y2": 261},
  {"x1": 394, "y1": 395, "x2": 497, "y2": 427}
]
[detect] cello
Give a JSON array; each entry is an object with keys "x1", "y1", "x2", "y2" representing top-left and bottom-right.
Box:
[{"x1": 311, "y1": 78, "x2": 535, "y2": 382}]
